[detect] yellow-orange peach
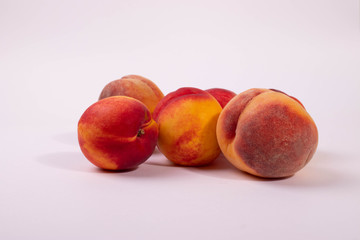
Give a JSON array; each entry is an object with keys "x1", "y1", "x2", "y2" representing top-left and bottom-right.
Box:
[
  {"x1": 99, "y1": 75, "x2": 164, "y2": 114},
  {"x1": 78, "y1": 96, "x2": 158, "y2": 170},
  {"x1": 205, "y1": 88, "x2": 236, "y2": 108},
  {"x1": 153, "y1": 87, "x2": 222, "y2": 166},
  {"x1": 216, "y1": 88, "x2": 318, "y2": 178}
]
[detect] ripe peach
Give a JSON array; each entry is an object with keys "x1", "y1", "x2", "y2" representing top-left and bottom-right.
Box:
[
  {"x1": 216, "y1": 88, "x2": 318, "y2": 178},
  {"x1": 205, "y1": 88, "x2": 236, "y2": 108},
  {"x1": 78, "y1": 96, "x2": 158, "y2": 170},
  {"x1": 99, "y1": 75, "x2": 164, "y2": 114},
  {"x1": 153, "y1": 87, "x2": 222, "y2": 166}
]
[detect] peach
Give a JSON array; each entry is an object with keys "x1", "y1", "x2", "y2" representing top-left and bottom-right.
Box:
[
  {"x1": 153, "y1": 87, "x2": 222, "y2": 166},
  {"x1": 216, "y1": 88, "x2": 318, "y2": 178},
  {"x1": 99, "y1": 75, "x2": 164, "y2": 114},
  {"x1": 205, "y1": 88, "x2": 236, "y2": 108},
  {"x1": 78, "y1": 96, "x2": 158, "y2": 170}
]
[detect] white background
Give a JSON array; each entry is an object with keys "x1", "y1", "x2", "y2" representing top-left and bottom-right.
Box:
[{"x1": 1, "y1": 0, "x2": 360, "y2": 239}]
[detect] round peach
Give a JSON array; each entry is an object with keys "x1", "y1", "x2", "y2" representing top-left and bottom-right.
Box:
[
  {"x1": 153, "y1": 87, "x2": 222, "y2": 166},
  {"x1": 216, "y1": 88, "x2": 318, "y2": 178},
  {"x1": 99, "y1": 75, "x2": 164, "y2": 114},
  {"x1": 78, "y1": 96, "x2": 158, "y2": 170}
]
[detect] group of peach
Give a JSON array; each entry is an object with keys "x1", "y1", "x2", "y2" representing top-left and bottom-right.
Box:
[{"x1": 78, "y1": 75, "x2": 318, "y2": 178}]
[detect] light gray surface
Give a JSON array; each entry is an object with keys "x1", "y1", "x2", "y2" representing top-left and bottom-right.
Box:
[{"x1": 1, "y1": 1, "x2": 360, "y2": 239}]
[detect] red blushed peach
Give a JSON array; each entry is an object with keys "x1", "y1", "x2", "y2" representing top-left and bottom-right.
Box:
[
  {"x1": 216, "y1": 88, "x2": 318, "y2": 178},
  {"x1": 78, "y1": 96, "x2": 158, "y2": 170},
  {"x1": 99, "y1": 75, "x2": 164, "y2": 114},
  {"x1": 153, "y1": 87, "x2": 222, "y2": 166},
  {"x1": 205, "y1": 88, "x2": 236, "y2": 108}
]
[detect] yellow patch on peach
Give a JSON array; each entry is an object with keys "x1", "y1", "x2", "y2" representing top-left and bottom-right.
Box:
[
  {"x1": 78, "y1": 125, "x2": 119, "y2": 170},
  {"x1": 154, "y1": 88, "x2": 222, "y2": 166}
]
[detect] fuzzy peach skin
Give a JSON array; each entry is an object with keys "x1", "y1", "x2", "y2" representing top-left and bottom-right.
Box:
[
  {"x1": 216, "y1": 88, "x2": 318, "y2": 178},
  {"x1": 153, "y1": 87, "x2": 223, "y2": 166},
  {"x1": 99, "y1": 75, "x2": 164, "y2": 114},
  {"x1": 205, "y1": 88, "x2": 236, "y2": 108},
  {"x1": 78, "y1": 96, "x2": 158, "y2": 170}
]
